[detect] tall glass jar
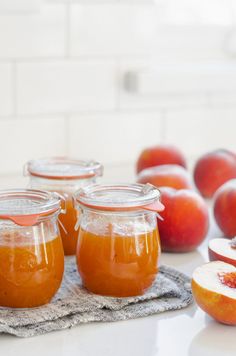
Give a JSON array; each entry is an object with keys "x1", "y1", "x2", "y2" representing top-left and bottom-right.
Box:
[
  {"x1": 0, "y1": 189, "x2": 64, "y2": 308},
  {"x1": 74, "y1": 183, "x2": 164, "y2": 297},
  {"x1": 25, "y1": 158, "x2": 103, "y2": 256}
]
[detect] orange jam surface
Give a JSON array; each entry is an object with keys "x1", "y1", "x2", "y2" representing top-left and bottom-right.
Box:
[
  {"x1": 76, "y1": 226, "x2": 160, "y2": 297},
  {"x1": 59, "y1": 196, "x2": 78, "y2": 256},
  {"x1": 0, "y1": 233, "x2": 64, "y2": 308}
]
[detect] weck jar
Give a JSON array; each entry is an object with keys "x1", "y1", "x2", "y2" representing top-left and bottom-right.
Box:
[
  {"x1": 25, "y1": 158, "x2": 103, "y2": 256},
  {"x1": 74, "y1": 183, "x2": 164, "y2": 297},
  {"x1": 0, "y1": 189, "x2": 64, "y2": 308}
]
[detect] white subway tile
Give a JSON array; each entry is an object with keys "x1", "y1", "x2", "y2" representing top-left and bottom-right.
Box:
[
  {"x1": 16, "y1": 60, "x2": 116, "y2": 115},
  {"x1": 154, "y1": 26, "x2": 227, "y2": 60},
  {"x1": 0, "y1": 0, "x2": 41, "y2": 13},
  {"x1": 126, "y1": 63, "x2": 236, "y2": 94},
  {"x1": 0, "y1": 117, "x2": 66, "y2": 174},
  {"x1": 118, "y1": 0, "x2": 153, "y2": 2},
  {"x1": 0, "y1": 4, "x2": 65, "y2": 58},
  {"x1": 120, "y1": 92, "x2": 208, "y2": 111},
  {"x1": 165, "y1": 108, "x2": 236, "y2": 158},
  {"x1": 70, "y1": 4, "x2": 227, "y2": 58},
  {"x1": 70, "y1": 4, "x2": 158, "y2": 56},
  {"x1": 0, "y1": 175, "x2": 28, "y2": 189},
  {"x1": 103, "y1": 163, "x2": 136, "y2": 183},
  {"x1": 48, "y1": 0, "x2": 118, "y2": 2},
  {"x1": 153, "y1": 0, "x2": 233, "y2": 26},
  {"x1": 68, "y1": 112, "x2": 163, "y2": 165},
  {"x1": 207, "y1": 92, "x2": 236, "y2": 107},
  {"x1": 119, "y1": 59, "x2": 208, "y2": 110},
  {"x1": 0, "y1": 63, "x2": 13, "y2": 116}
]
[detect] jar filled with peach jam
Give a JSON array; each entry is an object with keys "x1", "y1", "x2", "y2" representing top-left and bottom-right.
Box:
[
  {"x1": 0, "y1": 189, "x2": 64, "y2": 308},
  {"x1": 25, "y1": 158, "x2": 103, "y2": 256},
  {"x1": 74, "y1": 183, "x2": 164, "y2": 297}
]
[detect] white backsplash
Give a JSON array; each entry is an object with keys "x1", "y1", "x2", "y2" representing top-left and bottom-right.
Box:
[{"x1": 0, "y1": 0, "x2": 235, "y2": 185}]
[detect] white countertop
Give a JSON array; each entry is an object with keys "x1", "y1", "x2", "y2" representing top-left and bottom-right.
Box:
[{"x1": 0, "y1": 213, "x2": 234, "y2": 356}]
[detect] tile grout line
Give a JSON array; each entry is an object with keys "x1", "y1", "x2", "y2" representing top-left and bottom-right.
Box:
[
  {"x1": 11, "y1": 61, "x2": 17, "y2": 117},
  {"x1": 64, "y1": 115, "x2": 70, "y2": 156},
  {"x1": 0, "y1": 55, "x2": 152, "y2": 63},
  {"x1": 65, "y1": 2, "x2": 71, "y2": 58},
  {"x1": 115, "y1": 57, "x2": 122, "y2": 111},
  {"x1": 1, "y1": 103, "x2": 236, "y2": 121},
  {"x1": 160, "y1": 108, "x2": 167, "y2": 143}
]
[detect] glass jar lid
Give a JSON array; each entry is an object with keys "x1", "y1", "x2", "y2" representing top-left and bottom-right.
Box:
[
  {"x1": 74, "y1": 183, "x2": 164, "y2": 212},
  {"x1": 0, "y1": 189, "x2": 63, "y2": 226},
  {"x1": 25, "y1": 157, "x2": 103, "y2": 180}
]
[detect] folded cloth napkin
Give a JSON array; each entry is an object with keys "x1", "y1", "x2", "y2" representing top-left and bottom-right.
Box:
[{"x1": 0, "y1": 257, "x2": 193, "y2": 337}]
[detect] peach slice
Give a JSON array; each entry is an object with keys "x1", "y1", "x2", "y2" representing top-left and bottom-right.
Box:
[
  {"x1": 208, "y1": 238, "x2": 236, "y2": 267},
  {"x1": 192, "y1": 261, "x2": 236, "y2": 325}
]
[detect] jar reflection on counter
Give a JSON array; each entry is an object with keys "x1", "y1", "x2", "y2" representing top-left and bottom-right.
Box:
[{"x1": 25, "y1": 158, "x2": 103, "y2": 256}]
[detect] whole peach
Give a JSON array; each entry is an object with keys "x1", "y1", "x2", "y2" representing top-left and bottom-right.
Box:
[
  {"x1": 194, "y1": 149, "x2": 236, "y2": 198},
  {"x1": 136, "y1": 145, "x2": 186, "y2": 174},
  {"x1": 137, "y1": 164, "x2": 192, "y2": 190},
  {"x1": 213, "y1": 179, "x2": 236, "y2": 237},
  {"x1": 158, "y1": 187, "x2": 209, "y2": 252}
]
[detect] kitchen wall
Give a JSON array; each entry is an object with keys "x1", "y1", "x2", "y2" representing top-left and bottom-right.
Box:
[{"x1": 0, "y1": 0, "x2": 236, "y2": 186}]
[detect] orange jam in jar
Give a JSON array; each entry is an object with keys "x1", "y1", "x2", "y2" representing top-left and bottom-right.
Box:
[
  {"x1": 74, "y1": 184, "x2": 164, "y2": 297},
  {"x1": 25, "y1": 158, "x2": 103, "y2": 256},
  {"x1": 0, "y1": 189, "x2": 64, "y2": 308}
]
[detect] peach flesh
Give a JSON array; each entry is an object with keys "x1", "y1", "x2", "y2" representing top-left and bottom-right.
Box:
[
  {"x1": 192, "y1": 261, "x2": 236, "y2": 325},
  {"x1": 208, "y1": 238, "x2": 236, "y2": 267}
]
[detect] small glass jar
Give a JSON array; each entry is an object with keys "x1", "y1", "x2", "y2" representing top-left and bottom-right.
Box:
[
  {"x1": 74, "y1": 183, "x2": 164, "y2": 297},
  {"x1": 25, "y1": 158, "x2": 103, "y2": 256},
  {"x1": 0, "y1": 189, "x2": 64, "y2": 308}
]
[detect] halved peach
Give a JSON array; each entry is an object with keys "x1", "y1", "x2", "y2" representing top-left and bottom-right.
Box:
[
  {"x1": 208, "y1": 238, "x2": 236, "y2": 267},
  {"x1": 192, "y1": 261, "x2": 236, "y2": 325}
]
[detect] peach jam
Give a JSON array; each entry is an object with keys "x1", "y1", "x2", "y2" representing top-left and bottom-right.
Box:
[
  {"x1": 0, "y1": 189, "x2": 64, "y2": 308},
  {"x1": 25, "y1": 158, "x2": 103, "y2": 256},
  {"x1": 74, "y1": 184, "x2": 164, "y2": 297}
]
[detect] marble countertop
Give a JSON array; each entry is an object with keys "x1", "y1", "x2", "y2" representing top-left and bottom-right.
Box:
[
  {"x1": 0, "y1": 215, "x2": 234, "y2": 356},
  {"x1": 0, "y1": 174, "x2": 234, "y2": 356}
]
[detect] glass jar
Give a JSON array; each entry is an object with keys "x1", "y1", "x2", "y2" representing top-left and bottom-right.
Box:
[
  {"x1": 0, "y1": 189, "x2": 64, "y2": 308},
  {"x1": 25, "y1": 157, "x2": 103, "y2": 256},
  {"x1": 74, "y1": 183, "x2": 164, "y2": 297}
]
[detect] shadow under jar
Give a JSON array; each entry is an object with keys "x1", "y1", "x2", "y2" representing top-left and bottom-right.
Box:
[
  {"x1": 0, "y1": 189, "x2": 64, "y2": 308},
  {"x1": 25, "y1": 158, "x2": 103, "y2": 256},
  {"x1": 74, "y1": 183, "x2": 164, "y2": 297}
]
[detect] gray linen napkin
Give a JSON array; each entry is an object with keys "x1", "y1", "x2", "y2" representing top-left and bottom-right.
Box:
[{"x1": 0, "y1": 257, "x2": 193, "y2": 337}]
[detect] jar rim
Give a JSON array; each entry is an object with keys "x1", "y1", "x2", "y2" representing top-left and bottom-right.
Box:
[
  {"x1": 74, "y1": 183, "x2": 164, "y2": 212},
  {"x1": 0, "y1": 189, "x2": 62, "y2": 226},
  {"x1": 25, "y1": 157, "x2": 103, "y2": 180}
]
